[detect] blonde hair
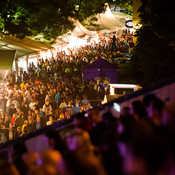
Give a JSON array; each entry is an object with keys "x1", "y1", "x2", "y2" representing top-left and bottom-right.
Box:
[{"x1": 22, "y1": 124, "x2": 27, "y2": 133}]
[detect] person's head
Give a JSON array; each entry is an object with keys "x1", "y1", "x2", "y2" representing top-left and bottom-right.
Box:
[
  {"x1": 45, "y1": 100, "x2": 49, "y2": 105},
  {"x1": 40, "y1": 89, "x2": 44, "y2": 94},
  {"x1": 36, "y1": 115, "x2": 41, "y2": 122},
  {"x1": 20, "y1": 112, "x2": 24, "y2": 118},
  {"x1": 83, "y1": 95, "x2": 87, "y2": 99},
  {"x1": 34, "y1": 109, "x2": 39, "y2": 115},
  {"x1": 32, "y1": 105, "x2": 36, "y2": 111},
  {"x1": 5, "y1": 115, "x2": 9, "y2": 121},
  {"x1": 41, "y1": 150, "x2": 66, "y2": 175},
  {"x1": 22, "y1": 152, "x2": 40, "y2": 171},
  {"x1": 66, "y1": 129, "x2": 94, "y2": 152},
  {"x1": 45, "y1": 129, "x2": 66, "y2": 152},
  {"x1": 7, "y1": 84, "x2": 11, "y2": 90},
  {"x1": 88, "y1": 108, "x2": 101, "y2": 124},
  {"x1": 28, "y1": 110, "x2": 32, "y2": 115},
  {"x1": 49, "y1": 116, "x2": 54, "y2": 123},
  {"x1": 11, "y1": 104, "x2": 15, "y2": 109},
  {"x1": 24, "y1": 102, "x2": 28, "y2": 107},
  {"x1": 17, "y1": 127, "x2": 21, "y2": 133},
  {"x1": 121, "y1": 106, "x2": 131, "y2": 117},
  {"x1": 131, "y1": 100, "x2": 148, "y2": 120},
  {"x1": 151, "y1": 98, "x2": 165, "y2": 119},
  {"x1": 143, "y1": 94, "x2": 156, "y2": 108},
  {"x1": 17, "y1": 108, "x2": 21, "y2": 114}
]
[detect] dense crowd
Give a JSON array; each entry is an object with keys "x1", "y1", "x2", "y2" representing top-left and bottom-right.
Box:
[
  {"x1": 0, "y1": 30, "x2": 132, "y2": 142},
  {"x1": 1, "y1": 93, "x2": 175, "y2": 175},
  {"x1": 0, "y1": 74, "x2": 100, "y2": 142},
  {"x1": 0, "y1": 29, "x2": 174, "y2": 175}
]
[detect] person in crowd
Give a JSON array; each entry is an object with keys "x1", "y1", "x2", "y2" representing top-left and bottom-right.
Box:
[
  {"x1": 21, "y1": 102, "x2": 29, "y2": 120},
  {"x1": 14, "y1": 127, "x2": 22, "y2": 138},
  {"x1": 29, "y1": 98, "x2": 36, "y2": 110},
  {"x1": 131, "y1": 100, "x2": 148, "y2": 121},
  {"x1": 35, "y1": 114, "x2": 45, "y2": 130},
  {"x1": 14, "y1": 112, "x2": 24, "y2": 130},
  {"x1": 46, "y1": 115, "x2": 56, "y2": 126},
  {"x1": 59, "y1": 99, "x2": 67, "y2": 109},
  {"x1": 55, "y1": 89, "x2": 61, "y2": 108},
  {"x1": 20, "y1": 124, "x2": 28, "y2": 137},
  {"x1": 0, "y1": 30, "x2": 133, "y2": 143},
  {"x1": 2, "y1": 30, "x2": 175, "y2": 175},
  {"x1": 4, "y1": 115, "x2": 11, "y2": 141},
  {"x1": 27, "y1": 116, "x2": 35, "y2": 133},
  {"x1": 9, "y1": 104, "x2": 17, "y2": 118}
]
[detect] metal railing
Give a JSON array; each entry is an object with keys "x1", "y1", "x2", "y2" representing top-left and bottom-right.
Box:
[{"x1": 1, "y1": 75, "x2": 175, "y2": 151}]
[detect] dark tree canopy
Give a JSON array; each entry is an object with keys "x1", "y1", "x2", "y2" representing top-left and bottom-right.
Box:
[
  {"x1": 129, "y1": 0, "x2": 175, "y2": 87},
  {"x1": 0, "y1": 0, "x2": 132, "y2": 41},
  {"x1": 108, "y1": 0, "x2": 133, "y2": 14},
  {"x1": 0, "y1": 0, "x2": 75, "y2": 40},
  {"x1": 0, "y1": 0, "x2": 107, "y2": 41}
]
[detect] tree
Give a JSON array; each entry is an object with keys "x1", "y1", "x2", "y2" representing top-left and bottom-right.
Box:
[
  {"x1": 108, "y1": 0, "x2": 133, "y2": 14},
  {"x1": 0, "y1": 0, "x2": 133, "y2": 41},
  {"x1": 0, "y1": 0, "x2": 108, "y2": 41},
  {"x1": 128, "y1": 0, "x2": 175, "y2": 87}
]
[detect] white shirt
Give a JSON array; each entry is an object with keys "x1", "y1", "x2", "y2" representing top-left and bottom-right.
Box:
[{"x1": 29, "y1": 102, "x2": 36, "y2": 110}]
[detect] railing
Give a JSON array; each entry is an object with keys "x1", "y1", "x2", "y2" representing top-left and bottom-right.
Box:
[
  {"x1": 0, "y1": 118, "x2": 73, "y2": 150},
  {"x1": 0, "y1": 75, "x2": 175, "y2": 151}
]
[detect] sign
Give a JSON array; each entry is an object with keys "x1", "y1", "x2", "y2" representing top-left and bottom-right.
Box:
[{"x1": 125, "y1": 20, "x2": 133, "y2": 28}]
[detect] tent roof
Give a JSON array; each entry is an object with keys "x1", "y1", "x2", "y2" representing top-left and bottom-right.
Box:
[
  {"x1": 0, "y1": 34, "x2": 52, "y2": 59},
  {"x1": 0, "y1": 50, "x2": 16, "y2": 69},
  {"x1": 83, "y1": 57, "x2": 118, "y2": 83},
  {"x1": 84, "y1": 4, "x2": 132, "y2": 31},
  {"x1": 58, "y1": 20, "x2": 97, "y2": 42},
  {"x1": 95, "y1": 7, "x2": 124, "y2": 30},
  {"x1": 83, "y1": 57, "x2": 117, "y2": 70},
  {"x1": 71, "y1": 20, "x2": 96, "y2": 37}
]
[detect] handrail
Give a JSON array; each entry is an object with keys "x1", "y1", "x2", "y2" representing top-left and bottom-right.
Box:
[
  {"x1": 0, "y1": 75, "x2": 175, "y2": 150},
  {"x1": 0, "y1": 118, "x2": 73, "y2": 150}
]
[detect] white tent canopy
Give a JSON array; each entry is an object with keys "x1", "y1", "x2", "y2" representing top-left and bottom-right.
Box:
[
  {"x1": 55, "y1": 20, "x2": 97, "y2": 49},
  {"x1": 55, "y1": 4, "x2": 132, "y2": 45},
  {"x1": 84, "y1": 3, "x2": 132, "y2": 32},
  {"x1": 71, "y1": 20, "x2": 96, "y2": 37},
  {"x1": 96, "y1": 6, "x2": 124, "y2": 30}
]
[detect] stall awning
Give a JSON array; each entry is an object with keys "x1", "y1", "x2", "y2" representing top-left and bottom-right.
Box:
[
  {"x1": 0, "y1": 34, "x2": 52, "y2": 58},
  {"x1": 0, "y1": 50, "x2": 16, "y2": 80},
  {"x1": 0, "y1": 50, "x2": 16, "y2": 69}
]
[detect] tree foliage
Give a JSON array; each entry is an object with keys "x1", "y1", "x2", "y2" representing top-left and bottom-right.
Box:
[
  {"x1": 0, "y1": 0, "x2": 132, "y2": 41},
  {"x1": 108, "y1": 0, "x2": 133, "y2": 14},
  {"x1": 0, "y1": 0, "x2": 108, "y2": 41},
  {"x1": 129, "y1": 0, "x2": 175, "y2": 87}
]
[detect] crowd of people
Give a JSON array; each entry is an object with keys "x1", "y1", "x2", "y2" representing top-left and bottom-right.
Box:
[
  {"x1": 0, "y1": 74, "x2": 101, "y2": 142},
  {"x1": 0, "y1": 29, "x2": 174, "y2": 175},
  {"x1": 1, "y1": 93, "x2": 175, "y2": 175},
  {"x1": 0, "y1": 30, "x2": 132, "y2": 143}
]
